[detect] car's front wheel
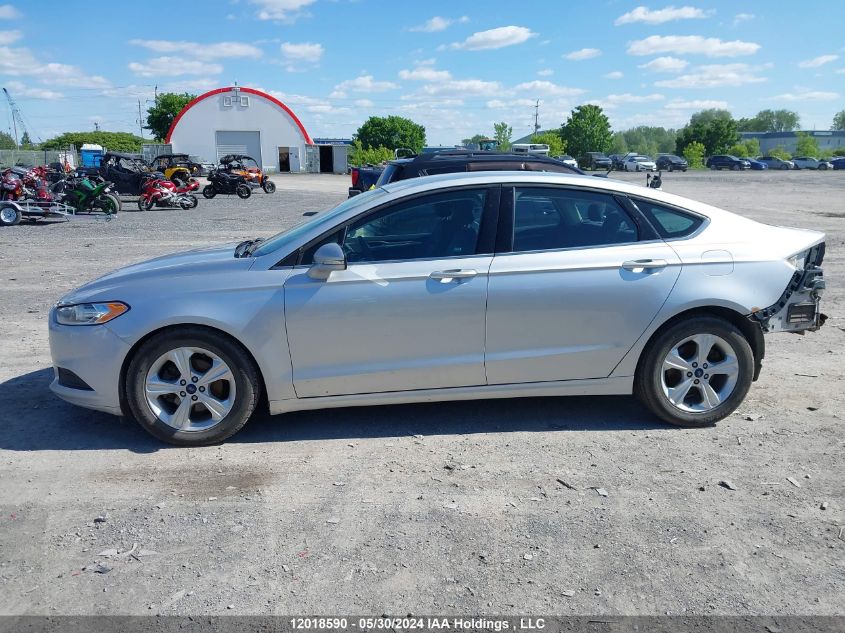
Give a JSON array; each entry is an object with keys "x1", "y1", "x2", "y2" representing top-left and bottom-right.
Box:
[
  {"x1": 125, "y1": 327, "x2": 261, "y2": 445},
  {"x1": 635, "y1": 317, "x2": 753, "y2": 428}
]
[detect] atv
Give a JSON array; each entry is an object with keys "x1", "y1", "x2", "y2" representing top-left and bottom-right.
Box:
[
  {"x1": 99, "y1": 152, "x2": 161, "y2": 196},
  {"x1": 148, "y1": 153, "x2": 200, "y2": 187},
  {"x1": 219, "y1": 154, "x2": 276, "y2": 193}
]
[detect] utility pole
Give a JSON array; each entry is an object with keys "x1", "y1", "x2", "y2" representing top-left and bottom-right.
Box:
[
  {"x1": 138, "y1": 99, "x2": 144, "y2": 139},
  {"x1": 533, "y1": 99, "x2": 540, "y2": 135},
  {"x1": 94, "y1": 121, "x2": 100, "y2": 131}
]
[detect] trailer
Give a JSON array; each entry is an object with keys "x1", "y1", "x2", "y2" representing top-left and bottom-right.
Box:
[{"x1": 0, "y1": 199, "x2": 74, "y2": 226}]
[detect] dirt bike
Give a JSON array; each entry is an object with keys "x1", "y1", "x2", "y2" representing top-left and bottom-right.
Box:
[
  {"x1": 203, "y1": 169, "x2": 251, "y2": 199},
  {"x1": 137, "y1": 176, "x2": 197, "y2": 210}
]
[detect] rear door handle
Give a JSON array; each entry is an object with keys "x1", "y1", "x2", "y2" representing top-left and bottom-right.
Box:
[
  {"x1": 430, "y1": 269, "x2": 478, "y2": 281},
  {"x1": 621, "y1": 259, "x2": 668, "y2": 271}
]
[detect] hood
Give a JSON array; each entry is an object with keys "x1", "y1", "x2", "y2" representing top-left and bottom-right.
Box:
[{"x1": 59, "y1": 243, "x2": 252, "y2": 304}]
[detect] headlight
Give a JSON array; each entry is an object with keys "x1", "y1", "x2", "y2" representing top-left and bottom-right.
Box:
[
  {"x1": 55, "y1": 301, "x2": 129, "y2": 325},
  {"x1": 787, "y1": 250, "x2": 808, "y2": 271}
]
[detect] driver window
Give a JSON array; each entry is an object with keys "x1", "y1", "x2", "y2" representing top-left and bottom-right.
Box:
[{"x1": 303, "y1": 189, "x2": 487, "y2": 265}]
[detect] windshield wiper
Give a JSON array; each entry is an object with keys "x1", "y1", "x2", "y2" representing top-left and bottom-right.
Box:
[{"x1": 234, "y1": 239, "x2": 260, "y2": 258}]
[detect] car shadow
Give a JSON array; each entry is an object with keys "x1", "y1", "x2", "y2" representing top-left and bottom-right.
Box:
[{"x1": 0, "y1": 368, "x2": 671, "y2": 453}]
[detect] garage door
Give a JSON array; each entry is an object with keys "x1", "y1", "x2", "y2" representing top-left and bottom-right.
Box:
[{"x1": 215, "y1": 131, "x2": 262, "y2": 166}]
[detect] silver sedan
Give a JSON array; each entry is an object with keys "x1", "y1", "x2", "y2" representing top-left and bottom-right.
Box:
[{"x1": 49, "y1": 172, "x2": 826, "y2": 445}]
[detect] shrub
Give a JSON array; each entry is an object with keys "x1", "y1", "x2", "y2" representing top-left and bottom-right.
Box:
[{"x1": 682, "y1": 141, "x2": 706, "y2": 168}]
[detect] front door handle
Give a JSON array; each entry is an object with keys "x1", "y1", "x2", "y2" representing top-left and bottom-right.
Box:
[
  {"x1": 621, "y1": 259, "x2": 668, "y2": 271},
  {"x1": 430, "y1": 269, "x2": 478, "y2": 281}
]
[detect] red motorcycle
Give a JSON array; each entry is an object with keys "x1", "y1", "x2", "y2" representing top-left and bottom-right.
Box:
[
  {"x1": 0, "y1": 169, "x2": 23, "y2": 200},
  {"x1": 137, "y1": 176, "x2": 198, "y2": 211}
]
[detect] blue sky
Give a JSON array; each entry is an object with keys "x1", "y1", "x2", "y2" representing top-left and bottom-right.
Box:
[{"x1": 2, "y1": 1, "x2": 843, "y2": 145}]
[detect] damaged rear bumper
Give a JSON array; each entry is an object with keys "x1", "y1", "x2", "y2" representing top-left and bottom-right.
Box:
[{"x1": 753, "y1": 242, "x2": 826, "y2": 334}]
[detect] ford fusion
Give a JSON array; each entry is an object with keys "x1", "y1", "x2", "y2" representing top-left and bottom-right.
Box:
[{"x1": 49, "y1": 172, "x2": 826, "y2": 445}]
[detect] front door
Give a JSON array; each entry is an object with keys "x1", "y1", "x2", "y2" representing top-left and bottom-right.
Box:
[
  {"x1": 485, "y1": 185, "x2": 681, "y2": 384},
  {"x1": 278, "y1": 147, "x2": 290, "y2": 172},
  {"x1": 284, "y1": 187, "x2": 495, "y2": 398}
]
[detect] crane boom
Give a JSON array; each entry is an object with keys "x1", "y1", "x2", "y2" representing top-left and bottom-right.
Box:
[{"x1": 3, "y1": 87, "x2": 31, "y2": 147}]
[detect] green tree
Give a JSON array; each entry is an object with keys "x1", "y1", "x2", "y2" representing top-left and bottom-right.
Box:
[
  {"x1": 560, "y1": 104, "x2": 612, "y2": 160},
  {"x1": 493, "y1": 122, "x2": 513, "y2": 151},
  {"x1": 348, "y1": 139, "x2": 394, "y2": 166},
  {"x1": 354, "y1": 115, "x2": 425, "y2": 153},
  {"x1": 794, "y1": 132, "x2": 820, "y2": 156},
  {"x1": 737, "y1": 109, "x2": 800, "y2": 133},
  {"x1": 769, "y1": 146, "x2": 792, "y2": 160},
  {"x1": 145, "y1": 92, "x2": 196, "y2": 141},
  {"x1": 19, "y1": 131, "x2": 33, "y2": 148},
  {"x1": 609, "y1": 133, "x2": 628, "y2": 155},
  {"x1": 40, "y1": 131, "x2": 146, "y2": 152},
  {"x1": 832, "y1": 110, "x2": 845, "y2": 131},
  {"x1": 461, "y1": 133, "x2": 488, "y2": 146},
  {"x1": 676, "y1": 110, "x2": 739, "y2": 156},
  {"x1": 728, "y1": 138, "x2": 760, "y2": 158},
  {"x1": 0, "y1": 131, "x2": 15, "y2": 149},
  {"x1": 682, "y1": 141, "x2": 706, "y2": 168},
  {"x1": 530, "y1": 132, "x2": 565, "y2": 156}
]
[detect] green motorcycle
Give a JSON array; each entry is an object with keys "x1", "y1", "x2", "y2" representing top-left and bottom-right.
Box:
[{"x1": 53, "y1": 175, "x2": 120, "y2": 215}]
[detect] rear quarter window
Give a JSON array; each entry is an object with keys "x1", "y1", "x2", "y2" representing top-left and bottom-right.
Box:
[{"x1": 632, "y1": 198, "x2": 704, "y2": 239}]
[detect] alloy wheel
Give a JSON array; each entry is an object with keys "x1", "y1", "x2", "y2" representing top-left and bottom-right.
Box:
[
  {"x1": 144, "y1": 347, "x2": 237, "y2": 431},
  {"x1": 660, "y1": 333, "x2": 739, "y2": 413}
]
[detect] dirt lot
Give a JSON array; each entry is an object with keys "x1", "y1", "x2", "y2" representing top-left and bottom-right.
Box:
[{"x1": 0, "y1": 170, "x2": 843, "y2": 616}]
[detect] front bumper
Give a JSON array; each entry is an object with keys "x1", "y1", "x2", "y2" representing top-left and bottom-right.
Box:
[
  {"x1": 48, "y1": 310, "x2": 130, "y2": 416},
  {"x1": 753, "y1": 243, "x2": 826, "y2": 334}
]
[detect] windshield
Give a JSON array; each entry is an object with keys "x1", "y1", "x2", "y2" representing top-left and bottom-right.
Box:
[{"x1": 250, "y1": 188, "x2": 388, "y2": 258}]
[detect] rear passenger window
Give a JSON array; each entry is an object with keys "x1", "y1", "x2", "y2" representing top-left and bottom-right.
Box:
[
  {"x1": 511, "y1": 187, "x2": 638, "y2": 252},
  {"x1": 632, "y1": 199, "x2": 703, "y2": 238}
]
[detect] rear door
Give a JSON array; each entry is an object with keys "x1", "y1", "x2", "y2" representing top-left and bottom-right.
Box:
[{"x1": 485, "y1": 185, "x2": 681, "y2": 384}]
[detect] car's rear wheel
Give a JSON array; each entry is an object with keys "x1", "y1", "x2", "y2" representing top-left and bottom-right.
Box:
[
  {"x1": 635, "y1": 317, "x2": 753, "y2": 428},
  {"x1": 125, "y1": 328, "x2": 261, "y2": 445},
  {"x1": 731, "y1": 164, "x2": 740, "y2": 171}
]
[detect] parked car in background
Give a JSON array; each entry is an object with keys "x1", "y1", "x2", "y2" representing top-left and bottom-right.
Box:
[
  {"x1": 791, "y1": 157, "x2": 832, "y2": 170},
  {"x1": 756, "y1": 156, "x2": 793, "y2": 170},
  {"x1": 706, "y1": 155, "x2": 750, "y2": 171},
  {"x1": 830, "y1": 157, "x2": 845, "y2": 170},
  {"x1": 583, "y1": 152, "x2": 612, "y2": 170},
  {"x1": 349, "y1": 151, "x2": 583, "y2": 198},
  {"x1": 655, "y1": 154, "x2": 688, "y2": 172},
  {"x1": 555, "y1": 155, "x2": 579, "y2": 169},
  {"x1": 746, "y1": 158, "x2": 768, "y2": 170},
  {"x1": 624, "y1": 155, "x2": 657, "y2": 172},
  {"x1": 49, "y1": 170, "x2": 827, "y2": 445}
]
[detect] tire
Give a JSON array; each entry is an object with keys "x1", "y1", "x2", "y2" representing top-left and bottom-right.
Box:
[
  {"x1": 179, "y1": 197, "x2": 193, "y2": 210},
  {"x1": 731, "y1": 164, "x2": 740, "y2": 171},
  {"x1": 202, "y1": 185, "x2": 216, "y2": 199},
  {"x1": 667, "y1": 165, "x2": 673, "y2": 172},
  {"x1": 710, "y1": 164, "x2": 717, "y2": 170},
  {"x1": 0, "y1": 205, "x2": 21, "y2": 226},
  {"x1": 137, "y1": 197, "x2": 153, "y2": 211},
  {"x1": 95, "y1": 194, "x2": 119, "y2": 215},
  {"x1": 634, "y1": 317, "x2": 754, "y2": 428},
  {"x1": 236, "y1": 184, "x2": 251, "y2": 199},
  {"x1": 189, "y1": 194, "x2": 199, "y2": 208},
  {"x1": 781, "y1": 164, "x2": 789, "y2": 170},
  {"x1": 124, "y1": 327, "x2": 262, "y2": 446},
  {"x1": 105, "y1": 193, "x2": 121, "y2": 214},
  {"x1": 262, "y1": 179, "x2": 276, "y2": 194}
]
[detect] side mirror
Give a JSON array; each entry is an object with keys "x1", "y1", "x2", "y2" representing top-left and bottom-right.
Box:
[{"x1": 308, "y1": 242, "x2": 347, "y2": 280}]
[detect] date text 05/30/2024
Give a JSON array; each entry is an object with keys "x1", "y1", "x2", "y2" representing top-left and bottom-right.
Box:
[{"x1": 290, "y1": 618, "x2": 547, "y2": 631}]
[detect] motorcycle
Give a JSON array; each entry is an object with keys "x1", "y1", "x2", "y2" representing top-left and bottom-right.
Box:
[
  {"x1": 203, "y1": 169, "x2": 251, "y2": 199},
  {"x1": 137, "y1": 176, "x2": 197, "y2": 210},
  {"x1": 53, "y1": 175, "x2": 120, "y2": 216},
  {"x1": 0, "y1": 169, "x2": 24, "y2": 201}
]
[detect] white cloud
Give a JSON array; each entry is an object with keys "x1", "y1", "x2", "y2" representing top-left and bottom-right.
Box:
[
  {"x1": 565, "y1": 48, "x2": 601, "y2": 61},
  {"x1": 448, "y1": 26, "x2": 536, "y2": 51},
  {"x1": 128, "y1": 57, "x2": 223, "y2": 77},
  {"x1": 354, "y1": 99, "x2": 374, "y2": 107},
  {"x1": 409, "y1": 15, "x2": 468, "y2": 32},
  {"x1": 0, "y1": 46, "x2": 111, "y2": 89},
  {"x1": 604, "y1": 71, "x2": 624, "y2": 79},
  {"x1": 330, "y1": 74, "x2": 398, "y2": 98},
  {"x1": 615, "y1": 5, "x2": 711, "y2": 25},
  {"x1": 638, "y1": 56, "x2": 688, "y2": 73},
  {"x1": 627, "y1": 35, "x2": 760, "y2": 58},
  {"x1": 513, "y1": 80, "x2": 586, "y2": 97},
  {"x1": 419, "y1": 78, "x2": 501, "y2": 97},
  {"x1": 654, "y1": 63, "x2": 766, "y2": 88},
  {"x1": 279, "y1": 42, "x2": 324, "y2": 71},
  {"x1": 798, "y1": 54, "x2": 838, "y2": 68},
  {"x1": 249, "y1": 0, "x2": 315, "y2": 22},
  {"x1": 129, "y1": 39, "x2": 262, "y2": 60},
  {"x1": 604, "y1": 93, "x2": 665, "y2": 104},
  {"x1": 836, "y1": 68, "x2": 845, "y2": 75},
  {"x1": 664, "y1": 99, "x2": 729, "y2": 110},
  {"x1": 771, "y1": 90, "x2": 839, "y2": 102},
  {"x1": 537, "y1": 68, "x2": 553, "y2": 76},
  {"x1": 486, "y1": 99, "x2": 507, "y2": 109},
  {"x1": 733, "y1": 13, "x2": 754, "y2": 25},
  {"x1": 0, "y1": 4, "x2": 21, "y2": 19},
  {"x1": 162, "y1": 78, "x2": 219, "y2": 93},
  {"x1": 4, "y1": 80, "x2": 62, "y2": 100},
  {"x1": 399, "y1": 65, "x2": 451, "y2": 81},
  {"x1": 0, "y1": 29, "x2": 21, "y2": 44}
]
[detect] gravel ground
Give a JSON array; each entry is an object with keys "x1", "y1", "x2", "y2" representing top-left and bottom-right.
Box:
[{"x1": 0, "y1": 170, "x2": 843, "y2": 616}]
